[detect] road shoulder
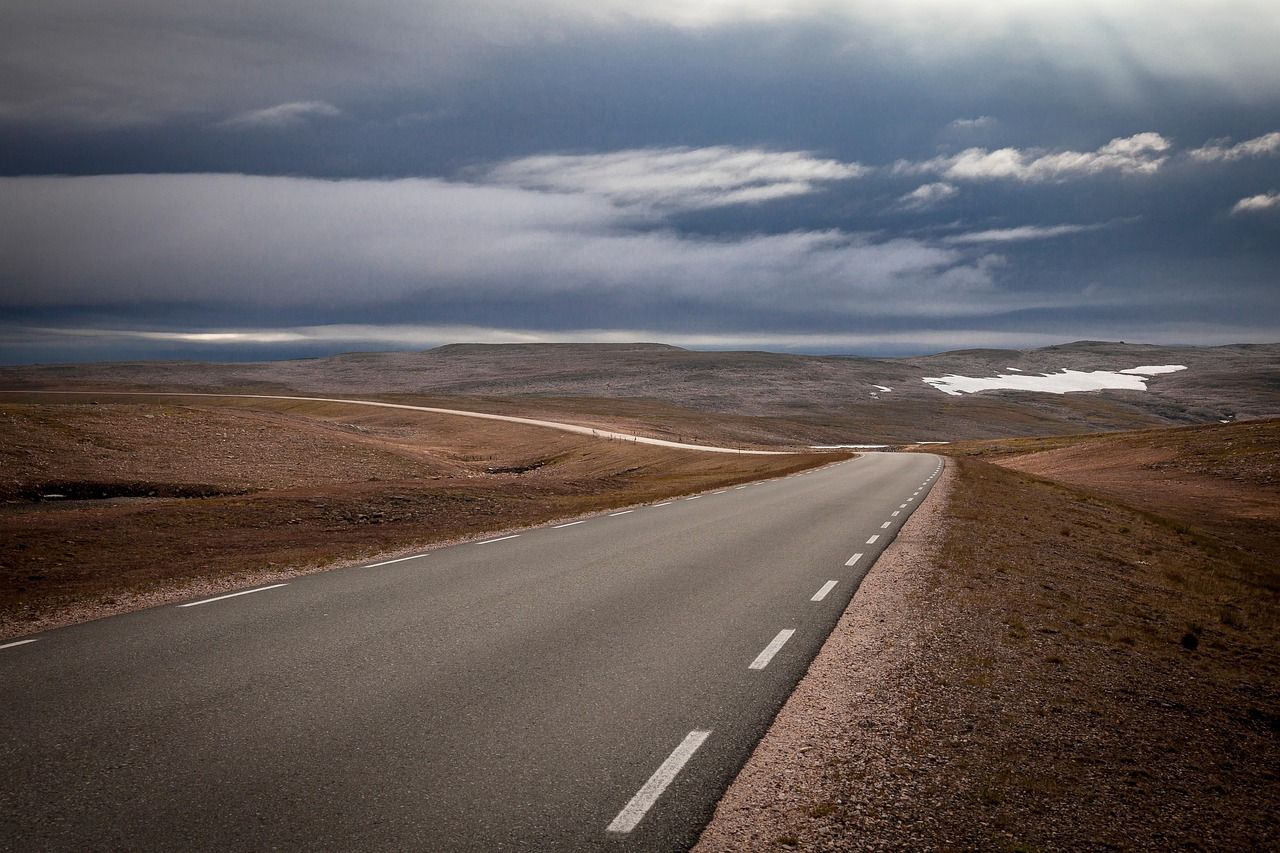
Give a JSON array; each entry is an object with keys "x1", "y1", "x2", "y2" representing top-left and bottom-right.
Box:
[{"x1": 695, "y1": 459, "x2": 954, "y2": 851}]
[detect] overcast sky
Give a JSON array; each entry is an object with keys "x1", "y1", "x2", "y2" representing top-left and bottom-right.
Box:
[{"x1": 2, "y1": 0, "x2": 1278, "y2": 362}]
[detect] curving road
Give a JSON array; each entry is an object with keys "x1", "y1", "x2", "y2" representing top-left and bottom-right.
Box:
[
  {"x1": 0, "y1": 451, "x2": 942, "y2": 851},
  {"x1": 0, "y1": 391, "x2": 790, "y2": 454}
]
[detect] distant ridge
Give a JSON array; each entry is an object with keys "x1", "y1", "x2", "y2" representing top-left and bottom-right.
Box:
[
  {"x1": 430, "y1": 342, "x2": 686, "y2": 354},
  {"x1": 3, "y1": 340, "x2": 1276, "y2": 444}
]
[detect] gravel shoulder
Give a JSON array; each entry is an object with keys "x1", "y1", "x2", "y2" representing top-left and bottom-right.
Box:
[{"x1": 695, "y1": 459, "x2": 955, "y2": 852}]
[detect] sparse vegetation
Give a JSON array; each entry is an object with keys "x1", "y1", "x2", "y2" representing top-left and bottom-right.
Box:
[{"x1": 0, "y1": 399, "x2": 836, "y2": 638}]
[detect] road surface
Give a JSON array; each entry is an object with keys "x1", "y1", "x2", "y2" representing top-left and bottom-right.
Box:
[{"x1": 1, "y1": 451, "x2": 942, "y2": 851}]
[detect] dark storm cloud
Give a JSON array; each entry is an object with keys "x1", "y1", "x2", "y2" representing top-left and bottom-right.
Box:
[{"x1": 1, "y1": 1, "x2": 1278, "y2": 360}]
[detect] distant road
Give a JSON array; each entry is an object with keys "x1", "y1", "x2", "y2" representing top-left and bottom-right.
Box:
[
  {"x1": 0, "y1": 390, "x2": 790, "y2": 454},
  {"x1": 1, "y1": 451, "x2": 941, "y2": 850}
]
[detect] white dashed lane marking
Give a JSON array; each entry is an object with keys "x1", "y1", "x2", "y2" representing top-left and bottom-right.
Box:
[
  {"x1": 476, "y1": 535, "x2": 520, "y2": 545},
  {"x1": 553, "y1": 520, "x2": 586, "y2": 529},
  {"x1": 810, "y1": 581, "x2": 838, "y2": 602},
  {"x1": 749, "y1": 629, "x2": 796, "y2": 670},
  {"x1": 609, "y1": 510, "x2": 634, "y2": 517},
  {"x1": 365, "y1": 554, "x2": 429, "y2": 568},
  {"x1": 880, "y1": 521, "x2": 891, "y2": 529},
  {"x1": 606, "y1": 730, "x2": 712, "y2": 834},
  {"x1": 866, "y1": 534, "x2": 880, "y2": 545},
  {"x1": 177, "y1": 584, "x2": 288, "y2": 608},
  {"x1": 0, "y1": 638, "x2": 39, "y2": 651},
  {"x1": 845, "y1": 552, "x2": 864, "y2": 566}
]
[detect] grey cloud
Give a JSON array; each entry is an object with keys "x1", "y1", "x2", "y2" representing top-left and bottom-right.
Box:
[
  {"x1": 896, "y1": 182, "x2": 958, "y2": 211},
  {"x1": 1231, "y1": 191, "x2": 1280, "y2": 215},
  {"x1": 898, "y1": 133, "x2": 1172, "y2": 182},
  {"x1": 0, "y1": 173, "x2": 1014, "y2": 320},
  {"x1": 217, "y1": 101, "x2": 343, "y2": 129},
  {"x1": 1190, "y1": 131, "x2": 1280, "y2": 162},
  {"x1": 4, "y1": 1, "x2": 1279, "y2": 126},
  {"x1": 943, "y1": 223, "x2": 1108, "y2": 244},
  {"x1": 482, "y1": 147, "x2": 867, "y2": 210},
  {"x1": 946, "y1": 116, "x2": 994, "y2": 130}
]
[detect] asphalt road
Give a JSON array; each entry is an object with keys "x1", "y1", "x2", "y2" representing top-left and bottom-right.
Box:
[{"x1": 1, "y1": 451, "x2": 942, "y2": 852}]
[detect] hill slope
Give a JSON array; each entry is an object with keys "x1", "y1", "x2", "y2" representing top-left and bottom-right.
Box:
[{"x1": 3, "y1": 341, "x2": 1277, "y2": 443}]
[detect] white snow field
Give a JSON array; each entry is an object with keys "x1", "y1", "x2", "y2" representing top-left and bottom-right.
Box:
[{"x1": 921, "y1": 365, "x2": 1186, "y2": 396}]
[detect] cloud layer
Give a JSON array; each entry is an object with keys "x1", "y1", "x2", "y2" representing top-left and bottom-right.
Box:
[
  {"x1": 1231, "y1": 191, "x2": 1280, "y2": 215},
  {"x1": 218, "y1": 101, "x2": 343, "y2": 129},
  {"x1": 482, "y1": 147, "x2": 866, "y2": 210},
  {"x1": 0, "y1": 171, "x2": 1002, "y2": 320},
  {"x1": 3, "y1": 1, "x2": 1278, "y2": 126},
  {"x1": 899, "y1": 133, "x2": 1172, "y2": 183}
]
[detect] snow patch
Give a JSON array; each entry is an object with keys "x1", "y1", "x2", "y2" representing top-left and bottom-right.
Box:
[
  {"x1": 922, "y1": 365, "x2": 1187, "y2": 396},
  {"x1": 1118, "y1": 365, "x2": 1187, "y2": 375}
]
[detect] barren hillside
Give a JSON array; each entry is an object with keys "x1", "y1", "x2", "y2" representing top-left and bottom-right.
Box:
[{"x1": 4, "y1": 341, "x2": 1276, "y2": 444}]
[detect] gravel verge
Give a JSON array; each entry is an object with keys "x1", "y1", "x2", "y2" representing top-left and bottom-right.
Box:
[{"x1": 694, "y1": 459, "x2": 954, "y2": 851}]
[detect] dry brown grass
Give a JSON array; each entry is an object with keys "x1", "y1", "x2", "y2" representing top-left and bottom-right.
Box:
[
  {"x1": 879, "y1": 422, "x2": 1280, "y2": 848},
  {"x1": 894, "y1": 452, "x2": 1280, "y2": 848},
  {"x1": 0, "y1": 398, "x2": 835, "y2": 639}
]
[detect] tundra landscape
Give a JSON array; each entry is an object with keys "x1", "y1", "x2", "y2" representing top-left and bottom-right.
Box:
[
  {"x1": 2, "y1": 342, "x2": 1278, "y2": 848},
  {"x1": 5, "y1": 0, "x2": 1279, "y2": 849}
]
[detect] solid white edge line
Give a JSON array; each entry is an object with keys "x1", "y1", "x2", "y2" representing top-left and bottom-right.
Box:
[
  {"x1": 177, "y1": 583, "x2": 288, "y2": 608},
  {"x1": 845, "y1": 552, "x2": 864, "y2": 566},
  {"x1": 866, "y1": 534, "x2": 880, "y2": 544},
  {"x1": 811, "y1": 580, "x2": 838, "y2": 602},
  {"x1": 365, "y1": 554, "x2": 429, "y2": 568},
  {"x1": 880, "y1": 521, "x2": 891, "y2": 529},
  {"x1": 0, "y1": 638, "x2": 39, "y2": 650},
  {"x1": 749, "y1": 628, "x2": 796, "y2": 670},
  {"x1": 609, "y1": 510, "x2": 634, "y2": 517},
  {"x1": 553, "y1": 520, "x2": 587, "y2": 529},
  {"x1": 606, "y1": 730, "x2": 712, "y2": 834},
  {"x1": 477, "y1": 534, "x2": 520, "y2": 545}
]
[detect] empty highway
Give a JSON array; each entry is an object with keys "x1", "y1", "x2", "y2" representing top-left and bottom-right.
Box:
[{"x1": 1, "y1": 451, "x2": 942, "y2": 851}]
